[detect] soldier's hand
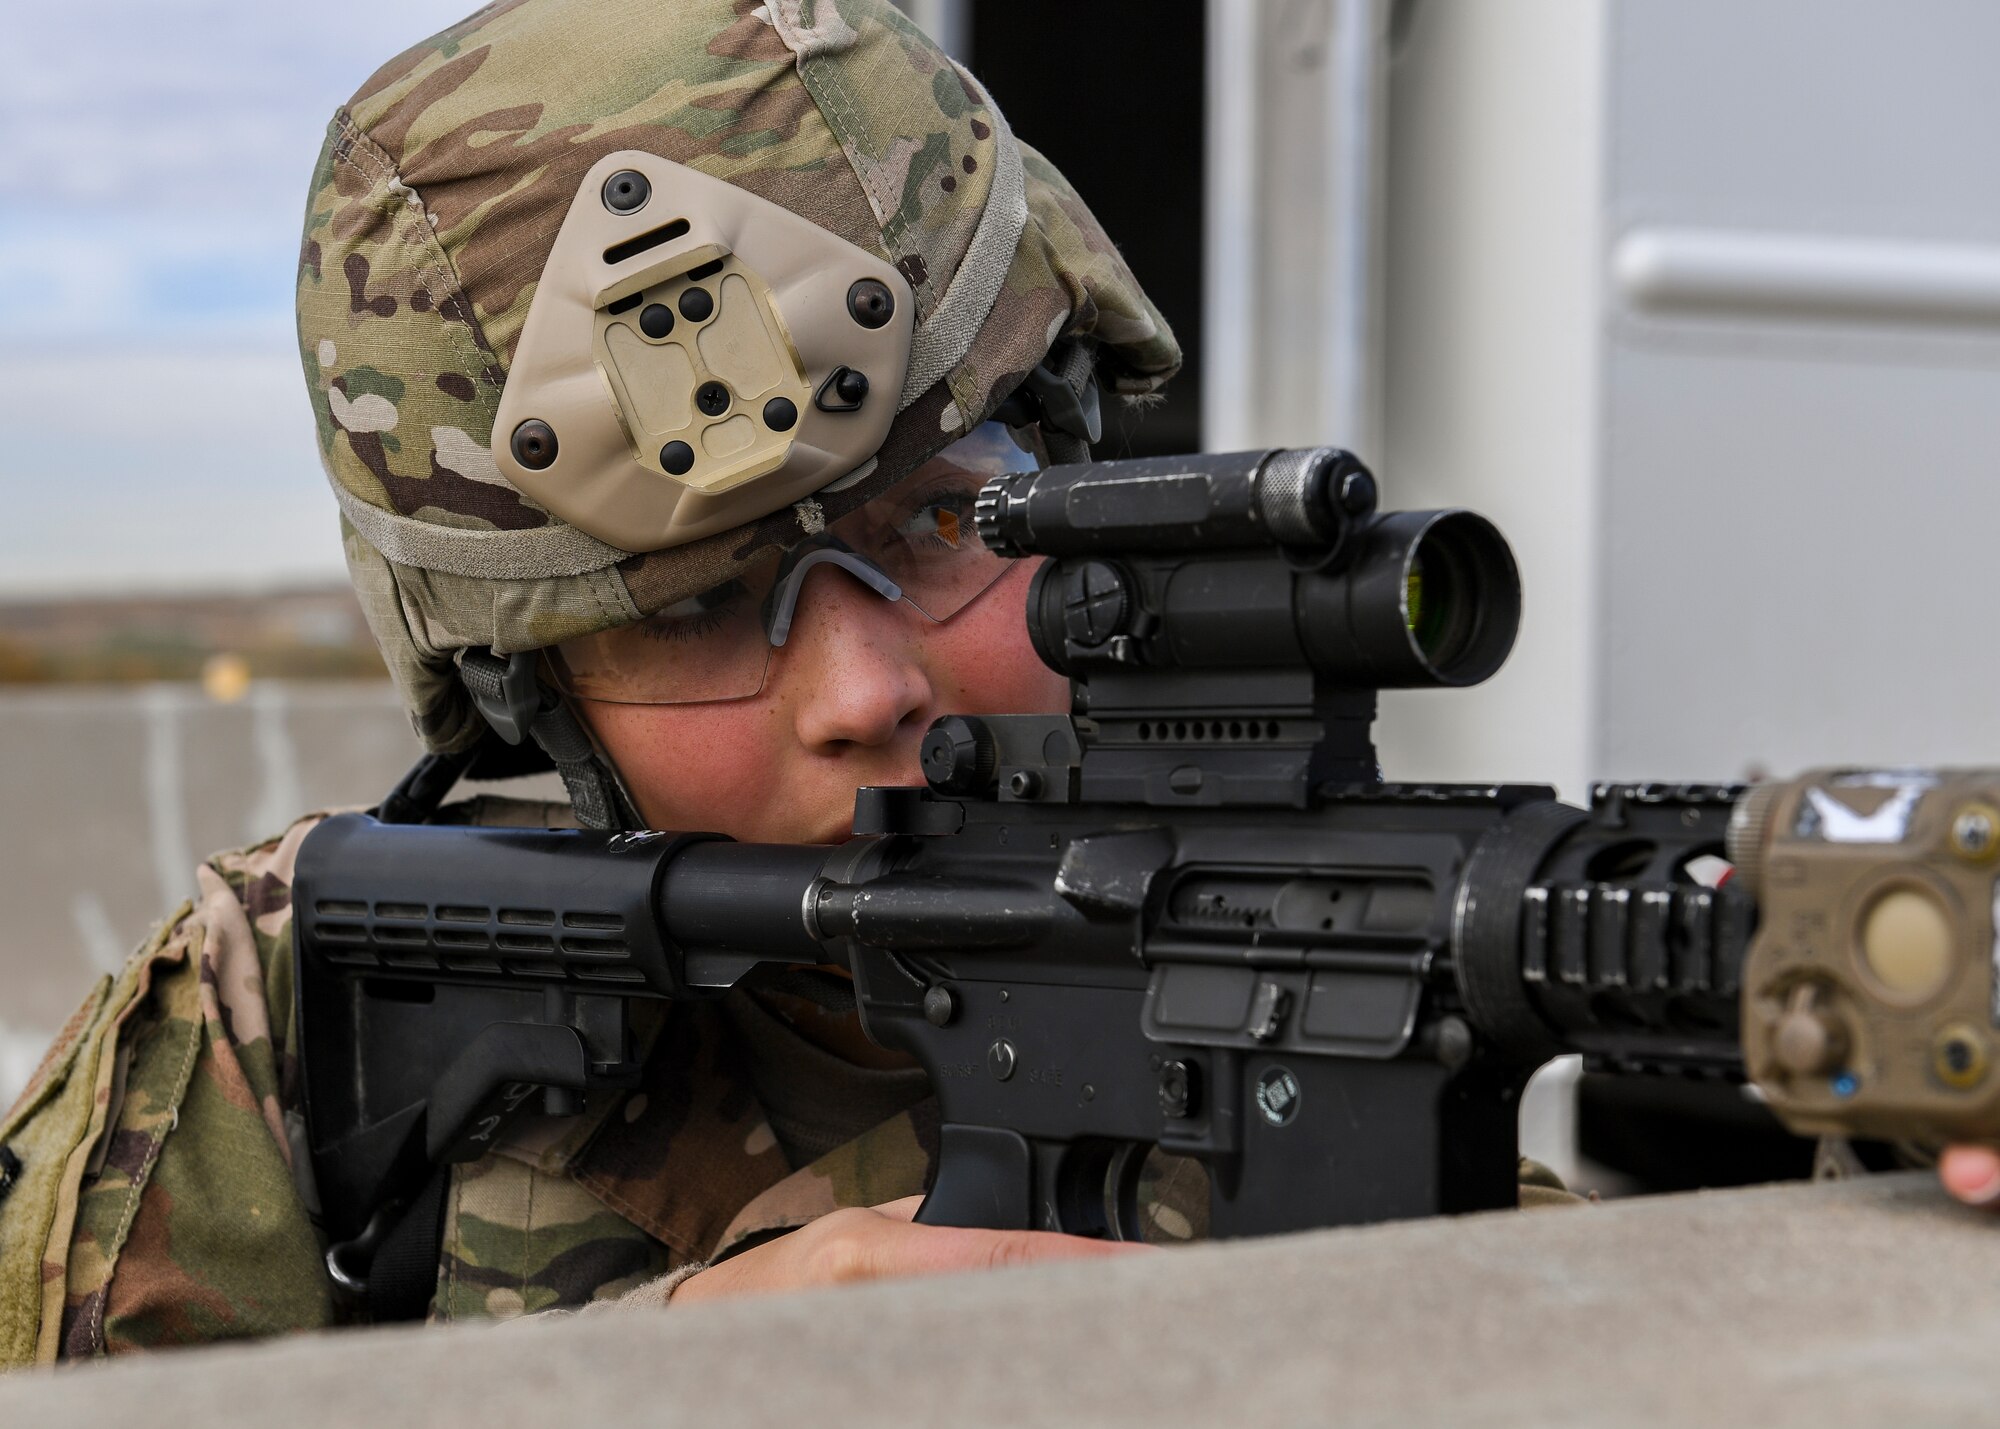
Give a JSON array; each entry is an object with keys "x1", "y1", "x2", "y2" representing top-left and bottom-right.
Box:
[
  {"x1": 1940, "y1": 1145, "x2": 2000, "y2": 1209},
  {"x1": 670, "y1": 1195, "x2": 1150, "y2": 1304}
]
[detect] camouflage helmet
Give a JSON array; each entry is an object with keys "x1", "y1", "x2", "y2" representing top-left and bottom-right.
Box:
[{"x1": 296, "y1": 0, "x2": 1181, "y2": 779}]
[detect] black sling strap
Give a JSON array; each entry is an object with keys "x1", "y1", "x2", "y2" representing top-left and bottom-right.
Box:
[{"x1": 362, "y1": 1167, "x2": 451, "y2": 1323}]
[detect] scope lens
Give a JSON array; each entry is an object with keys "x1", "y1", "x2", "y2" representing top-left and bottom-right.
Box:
[
  {"x1": 1405, "y1": 544, "x2": 1475, "y2": 670},
  {"x1": 1295, "y1": 508, "x2": 1519, "y2": 688},
  {"x1": 1407, "y1": 559, "x2": 1437, "y2": 653},
  {"x1": 1393, "y1": 511, "x2": 1519, "y2": 685}
]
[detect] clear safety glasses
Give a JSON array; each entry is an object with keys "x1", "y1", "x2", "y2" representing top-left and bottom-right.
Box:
[{"x1": 547, "y1": 422, "x2": 1043, "y2": 705}]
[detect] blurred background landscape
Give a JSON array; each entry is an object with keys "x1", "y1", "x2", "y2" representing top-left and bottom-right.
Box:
[
  {"x1": 9, "y1": 0, "x2": 2000, "y2": 1196},
  {"x1": 0, "y1": 590, "x2": 380, "y2": 685},
  {"x1": 0, "y1": 0, "x2": 475, "y2": 1097}
]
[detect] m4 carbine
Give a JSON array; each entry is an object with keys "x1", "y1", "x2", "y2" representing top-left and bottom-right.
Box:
[{"x1": 295, "y1": 447, "x2": 2000, "y2": 1251}]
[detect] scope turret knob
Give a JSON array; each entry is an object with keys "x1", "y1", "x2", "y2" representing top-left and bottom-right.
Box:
[
  {"x1": 1255, "y1": 447, "x2": 1376, "y2": 551},
  {"x1": 1062, "y1": 561, "x2": 1130, "y2": 647},
  {"x1": 921, "y1": 715, "x2": 996, "y2": 795}
]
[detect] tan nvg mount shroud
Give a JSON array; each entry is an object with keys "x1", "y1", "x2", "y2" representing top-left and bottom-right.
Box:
[
  {"x1": 1735, "y1": 770, "x2": 2000, "y2": 1143},
  {"x1": 493, "y1": 153, "x2": 916, "y2": 553}
]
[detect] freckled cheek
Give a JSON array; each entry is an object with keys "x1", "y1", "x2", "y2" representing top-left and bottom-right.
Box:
[
  {"x1": 584, "y1": 699, "x2": 786, "y2": 832},
  {"x1": 925, "y1": 560, "x2": 1068, "y2": 715}
]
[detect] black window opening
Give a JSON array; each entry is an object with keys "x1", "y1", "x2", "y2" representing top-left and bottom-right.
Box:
[{"x1": 969, "y1": 2, "x2": 1205, "y2": 459}]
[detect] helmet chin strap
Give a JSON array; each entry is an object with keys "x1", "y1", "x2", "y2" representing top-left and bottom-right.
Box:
[{"x1": 455, "y1": 648, "x2": 642, "y2": 830}]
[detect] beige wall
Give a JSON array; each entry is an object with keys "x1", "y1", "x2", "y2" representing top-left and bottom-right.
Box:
[
  {"x1": 1370, "y1": 0, "x2": 1608, "y2": 801},
  {"x1": 1200, "y1": 0, "x2": 1609, "y2": 800}
]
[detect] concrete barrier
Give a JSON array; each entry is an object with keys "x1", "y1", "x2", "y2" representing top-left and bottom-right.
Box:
[{"x1": 0, "y1": 1172, "x2": 1988, "y2": 1427}]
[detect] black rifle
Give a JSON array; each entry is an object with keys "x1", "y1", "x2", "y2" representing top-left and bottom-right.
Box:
[{"x1": 296, "y1": 447, "x2": 1761, "y2": 1253}]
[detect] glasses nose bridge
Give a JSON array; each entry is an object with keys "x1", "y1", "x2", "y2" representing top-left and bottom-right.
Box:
[{"x1": 763, "y1": 542, "x2": 907, "y2": 647}]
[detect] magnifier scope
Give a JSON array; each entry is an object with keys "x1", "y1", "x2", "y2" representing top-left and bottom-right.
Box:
[{"x1": 974, "y1": 446, "x2": 1521, "y2": 692}]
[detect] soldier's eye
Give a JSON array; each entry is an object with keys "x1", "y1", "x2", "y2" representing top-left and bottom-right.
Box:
[
  {"x1": 897, "y1": 479, "x2": 980, "y2": 553},
  {"x1": 639, "y1": 581, "x2": 748, "y2": 643}
]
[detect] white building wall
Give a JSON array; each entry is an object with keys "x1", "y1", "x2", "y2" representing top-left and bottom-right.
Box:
[
  {"x1": 1252, "y1": 0, "x2": 2000, "y2": 798},
  {"x1": 1370, "y1": 0, "x2": 1608, "y2": 801},
  {"x1": 1596, "y1": 0, "x2": 2000, "y2": 783}
]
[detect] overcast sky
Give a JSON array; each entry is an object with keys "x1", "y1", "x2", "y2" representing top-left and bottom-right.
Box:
[{"x1": 0, "y1": 0, "x2": 482, "y2": 596}]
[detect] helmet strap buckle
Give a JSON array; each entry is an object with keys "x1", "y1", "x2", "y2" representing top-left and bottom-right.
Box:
[
  {"x1": 460, "y1": 648, "x2": 546, "y2": 746},
  {"x1": 459, "y1": 648, "x2": 640, "y2": 830},
  {"x1": 992, "y1": 338, "x2": 1101, "y2": 463}
]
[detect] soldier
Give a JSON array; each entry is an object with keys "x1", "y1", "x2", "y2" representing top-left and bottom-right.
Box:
[
  {"x1": 0, "y1": 0, "x2": 1189, "y2": 1362},
  {"x1": 13, "y1": 0, "x2": 1983, "y2": 1373}
]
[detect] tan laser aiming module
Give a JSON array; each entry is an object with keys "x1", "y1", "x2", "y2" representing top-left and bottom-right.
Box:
[{"x1": 1734, "y1": 769, "x2": 2000, "y2": 1143}]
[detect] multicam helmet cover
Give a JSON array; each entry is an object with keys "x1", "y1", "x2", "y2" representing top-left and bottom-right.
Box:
[{"x1": 297, "y1": 0, "x2": 1180, "y2": 754}]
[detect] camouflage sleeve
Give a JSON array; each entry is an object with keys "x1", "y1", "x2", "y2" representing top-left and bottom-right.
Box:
[
  {"x1": 508, "y1": 1259, "x2": 709, "y2": 1322},
  {"x1": 1517, "y1": 1156, "x2": 1586, "y2": 1209},
  {"x1": 0, "y1": 817, "x2": 338, "y2": 1363}
]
